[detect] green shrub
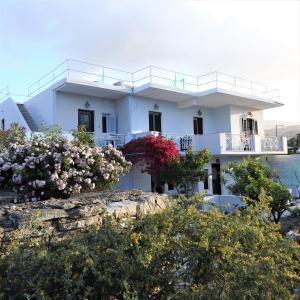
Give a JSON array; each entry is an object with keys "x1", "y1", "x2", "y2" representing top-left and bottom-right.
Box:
[
  {"x1": 0, "y1": 122, "x2": 25, "y2": 150},
  {"x1": 72, "y1": 125, "x2": 94, "y2": 147},
  {"x1": 0, "y1": 194, "x2": 299, "y2": 299},
  {"x1": 224, "y1": 157, "x2": 292, "y2": 223}
]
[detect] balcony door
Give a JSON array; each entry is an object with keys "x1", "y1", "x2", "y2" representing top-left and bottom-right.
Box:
[
  {"x1": 78, "y1": 109, "x2": 94, "y2": 132},
  {"x1": 212, "y1": 163, "x2": 221, "y2": 195},
  {"x1": 149, "y1": 111, "x2": 161, "y2": 132},
  {"x1": 242, "y1": 117, "x2": 258, "y2": 135},
  {"x1": 193, "y1": 117, "x2": 203, "y2": 135}
]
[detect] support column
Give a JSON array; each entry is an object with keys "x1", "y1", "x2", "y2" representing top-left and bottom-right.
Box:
[
  {"x1": 196, "y1": 181, "x2": 204, "y2": 193},
  {"x1": 164, "y1": 182, "x2": 169, "y2": 194},
  {"x1": 208, "y1": 174, "x2": 213, "y2": 195}
]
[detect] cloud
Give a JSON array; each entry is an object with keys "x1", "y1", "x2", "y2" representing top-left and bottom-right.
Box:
[{"x1": 0, "y1": 0, "x2": 299, "y2": 120}]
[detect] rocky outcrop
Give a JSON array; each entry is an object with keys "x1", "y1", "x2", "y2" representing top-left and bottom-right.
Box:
[{"x1": 0, "y1": 190, "x2": 169, "y2": 244}]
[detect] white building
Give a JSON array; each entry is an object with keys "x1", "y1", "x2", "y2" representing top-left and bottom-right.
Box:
[{"x1": 0, "y1": 59, "x2": 287, "y2": 195}]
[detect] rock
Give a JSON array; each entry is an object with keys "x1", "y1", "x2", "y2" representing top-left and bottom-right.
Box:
[
  {"x1": 6, "y1": 208, "x2": 68, "y2": 229},
  {"x1": 58, "y1": 215, "x2": 102, "y2": 231},
  {"x1": 43, "y1": 200, "x2": 78, "y2": 210},
  {"x1": 67, "y1": 202, "x2": 106, "y2": 218},
  {"x1": 0, "y1": 190, "x2": 169, "y2": 244},
  {"x1": 107, "y1": 200, "x2": 138, "y2": 219},
  {"x1": 136, "y1": 194, "x2": 169, "y2": 217}
]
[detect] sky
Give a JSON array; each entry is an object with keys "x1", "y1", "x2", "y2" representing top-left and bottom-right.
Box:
[{"x1": 0, "y1": 0, "x2": 299, "y2": 123}]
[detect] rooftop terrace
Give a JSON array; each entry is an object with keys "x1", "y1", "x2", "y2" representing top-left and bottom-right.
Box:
[{"x1": 1, "y1": 59, "x2": 282, "y2": 107}]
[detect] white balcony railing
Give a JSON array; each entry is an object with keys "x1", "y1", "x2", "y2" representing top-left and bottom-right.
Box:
[
  {"x1": 93, "y1": 132, "x2": 287, "y2": 155},
  {"x1": 95, "y1": 134, "x2": 126, "y2": 148},
  {"x1": 261, "y1": 136, "x2": 284, "y2": 152},
  {"x1": 225, "y1": 133, "x2": 254, "y2": 151},
  {"x1": 24, "y1": 59, "x2": 280, "y2": 101}
]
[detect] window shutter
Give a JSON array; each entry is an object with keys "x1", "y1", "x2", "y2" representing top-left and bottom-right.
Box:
[
  {"x1": 254, "y1": 121, "x2": 258, "y2": 135},
  {"x1": 108, "y1": 114, "x2": 117, "y2": 133},
  {"x1": 198, "y1": 118, "x2": 203, "y2": 134},
  {"x1": 242, "y1": 118, "x2": 247, "y2": 131},
  {"x1": 155, "y1": 113, "x2": 162, "y2": 132},
  {"x1": 149, "y1": 112, "x2": 154, "y2": 131}
]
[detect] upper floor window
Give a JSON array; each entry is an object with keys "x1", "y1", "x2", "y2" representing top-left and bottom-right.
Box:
[
  {"x1": 1, "y1": 118, "x2": 5, "y2": 130},
  {"x1": 193, "y1": 117, "x2": 203, "y2": 135},
  {"x1": 78, "y1": 109, "x2": 94, "y2": 132},
  {"x1": 149, "y1": 111, "x2": 161, "y2": 132},
  {"x1": 102, "y1": 113, "x2": 117, "y2": 134},
  {"x1": 242, "y1": 117, "x2": 258, "y2": 135}
]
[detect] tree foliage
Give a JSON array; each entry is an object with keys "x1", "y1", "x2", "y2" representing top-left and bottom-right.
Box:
[
  {"x1": 0, "y1": 193, "x2": 299, "y2": 299},
  {"x1": 121, "y1": 134, "x2": 179, "y2": 175},
  {"x1": 224, "y1": 156, "x2": 291, "y2": 222},
  {"x1": 159, "y1": 147, "x2": 211, "y2": 194}
]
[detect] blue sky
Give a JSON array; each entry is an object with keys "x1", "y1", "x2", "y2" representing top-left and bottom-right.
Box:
[{"x1": 0, "y1": 0, "x2": 299, "y2": 122}]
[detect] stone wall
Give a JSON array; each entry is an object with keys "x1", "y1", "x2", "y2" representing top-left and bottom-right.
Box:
[{"x1": 0, "y1": 190, "x2": 169, "y2": 244}]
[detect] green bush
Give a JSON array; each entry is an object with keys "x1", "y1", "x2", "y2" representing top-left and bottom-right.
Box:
[
  {"x1": 0, "y1": 122, "x2": 25, "y2": 150},
  {"x1": 0, "y1": 194, "x2": 299, "y2": 299},
  {"x1": 224, "y1": 157, "x2": 292, "y2": 223}
]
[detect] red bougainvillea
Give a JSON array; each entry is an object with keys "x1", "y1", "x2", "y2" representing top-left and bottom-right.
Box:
[{"x1": 121, "y1": 135, "x2": 179, "y2": 175}]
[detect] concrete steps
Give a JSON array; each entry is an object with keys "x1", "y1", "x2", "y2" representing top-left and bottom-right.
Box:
[{"x1": 17, "y1": 103, "x2": 38, "y2": 132}]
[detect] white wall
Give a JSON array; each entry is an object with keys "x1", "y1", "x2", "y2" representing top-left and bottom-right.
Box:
[
  {"x1": 230, "y1": 106, "x2": 264, "y2": 136},
  {"x1": 0, "y1": 98, "x2": 31, "y2": 131},
  {"x1": 25, "y1": 87, "x2": 55, "y2": 130},
  {"x1": 55, "y1": 91, "x2": 117, "y2": 136},
  {"x1": 115, "y1": 164, "x2": 151, "y2": 192},
  {"x1": 210, "y1": 106, "x2": 232, "y2": 133},
  {"x1": 129, "y1": 95, "x2": 214, "y2": 134},
  {"x1": 115, "y1": 96, "x2": 131, "y2": 134}
]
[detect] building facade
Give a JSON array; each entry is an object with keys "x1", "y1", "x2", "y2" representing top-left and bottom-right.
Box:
[{"x1": 0, "y1": 59, "x2": 288, "y2": 195}]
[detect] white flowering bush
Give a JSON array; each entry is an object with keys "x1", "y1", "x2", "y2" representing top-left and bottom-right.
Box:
[{"x1": 0, "y1": 134, "x2": 131, "y2": 201}]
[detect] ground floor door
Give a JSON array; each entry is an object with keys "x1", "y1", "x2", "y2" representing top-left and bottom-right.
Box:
[{"x1": 212, "y1": 163, "x2": 222, "y2": 195}]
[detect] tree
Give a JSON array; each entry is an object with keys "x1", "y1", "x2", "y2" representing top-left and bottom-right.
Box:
[
  {"x1": 224, "y1": 156, "x2": 291, "y2": 223},
  {"x1": 159, "y1": 147, "x2": 211, "y2": 195},
  {"x1": 1, "y1": 193, "x2": 299, "y2": 299},
  {"x1": 122, "y1": 135, "x2": 179, "y2": 175}
]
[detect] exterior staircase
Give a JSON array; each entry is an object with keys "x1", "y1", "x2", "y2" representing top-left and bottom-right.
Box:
[{"x1": 17, "y1": 103, "x2": 38, "y2": 132}]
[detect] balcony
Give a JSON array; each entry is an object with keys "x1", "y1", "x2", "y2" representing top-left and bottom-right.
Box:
[{"x1": 94, "y1": 132, "x2": 287, "y2": 155}]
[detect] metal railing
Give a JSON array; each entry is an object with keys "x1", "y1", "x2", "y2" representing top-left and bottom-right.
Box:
[
  {"x1": 24, "y1": 59, "x2": 280, "y2": 101},
  {"x1": 27, "y1": 59, "x2": 133, "y2": 97},
  {"x1": 0, "y1": 86, "x2": 28, "y2": 103}
]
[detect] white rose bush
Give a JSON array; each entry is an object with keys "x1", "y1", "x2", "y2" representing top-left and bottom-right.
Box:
[{"x1": 0, "y1": 127, "x2": 131, "y2": 201}]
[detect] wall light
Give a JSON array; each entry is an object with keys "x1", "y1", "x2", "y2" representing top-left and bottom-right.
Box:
[{"x1": 85, "y1": 101, "x2": 91, "y2": 109}]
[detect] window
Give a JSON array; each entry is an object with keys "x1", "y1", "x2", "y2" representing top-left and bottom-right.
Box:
[
  {"x1": 78, "y1": 110, "x2": 94, "y2": 132},
  {"x1": 193, "y1": 117, "x2": 203, "y2": 135},
  {"x1": 203, "y1": 169, "x2": 209, "y2": 190},
  {"x1": 149, "y1": 111, "x2": 161, "y2": 132},
  {"x1": 242, "y1": 118, "x2": 258, "y2": 135},
  {"x1": 102, "y1": 114, "x2": 107, "y2": 133},
  {"x1": 1, "y1": 118, "x2": 5, "y2": 130},
  {"x1": 102, "y1": 113, "x2": 117, "y2": 134}
]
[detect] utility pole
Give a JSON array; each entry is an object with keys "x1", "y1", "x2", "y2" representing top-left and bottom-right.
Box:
[{"x1": 275, "y1": 124, "x2": 284, "y2": 137}]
